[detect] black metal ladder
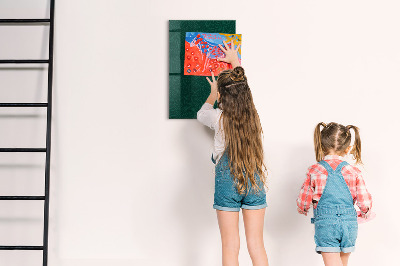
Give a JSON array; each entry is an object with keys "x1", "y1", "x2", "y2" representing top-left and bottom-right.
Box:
[{"x1": 0, "y1": 1, "x2": 55, "y2": 265}]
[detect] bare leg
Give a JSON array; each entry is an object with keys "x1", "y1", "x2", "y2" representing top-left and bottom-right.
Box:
[
  {"x1": 242, "y1": 208, "x2": 269, "y2": 266},
  {"x1": 216, "y1": 210, "x2": 240, "y2": 266},
  {"x1": 340, "y1": 252, "x2": 351, "y2": 266},
  {"x1": 321, "y1": 252, "x2": 343, "y2": 266}
]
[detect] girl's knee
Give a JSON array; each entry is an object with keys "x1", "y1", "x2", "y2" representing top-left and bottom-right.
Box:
[
  {"x1": 246, "y1": 238, "x2": 265, "y2": 253},
  {"x1": 222, "y1": 238, "x2": 240, "y2": 252}
]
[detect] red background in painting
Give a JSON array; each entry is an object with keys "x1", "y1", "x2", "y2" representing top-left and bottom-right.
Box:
[{"x1": 184, "y1": 41, "x2": 233, "y2": 76}]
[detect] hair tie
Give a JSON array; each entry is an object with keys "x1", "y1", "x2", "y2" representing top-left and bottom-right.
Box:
[
  {"x1": 225, "y1": 81, "x2": 246, "y2": 88},
  {"x1": 346, "y1": 125, "x2": 352, "y2": 136}
]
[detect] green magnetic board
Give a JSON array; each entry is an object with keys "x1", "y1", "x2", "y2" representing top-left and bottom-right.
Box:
[{"x1": 169, "y1": 20, "x2": 236, "y2": 119}]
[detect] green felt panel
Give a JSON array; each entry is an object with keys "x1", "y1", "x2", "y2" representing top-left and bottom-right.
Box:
[{"x1": 169, "y1": 20, "x2": 236, "y2": 119}]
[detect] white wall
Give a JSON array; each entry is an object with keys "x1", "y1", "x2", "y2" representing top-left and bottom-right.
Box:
[{"x1": 1, "y1": 0, "x2": 399, "y2": 265}]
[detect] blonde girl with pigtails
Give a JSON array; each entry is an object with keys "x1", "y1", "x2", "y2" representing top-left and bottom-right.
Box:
[{"x1": 297, "y1": 122, "x2": 373, "y2": 266}]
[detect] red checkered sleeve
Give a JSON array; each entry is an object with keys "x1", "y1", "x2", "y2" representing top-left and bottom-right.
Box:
[
  {"x1": 354, "y1": 167, "x2": 373, "y2": 218},
  {"x1": 297, "y1": 168, "x2": 314, "y2": 216}
]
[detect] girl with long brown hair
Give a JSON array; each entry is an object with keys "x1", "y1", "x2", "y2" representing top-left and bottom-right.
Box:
[
  {"x1": 197, "y1": 40, "x2": 269, "y2": 266},
  {"x1": 297, "y1": 122, "x2": 373, "y2": 266}
]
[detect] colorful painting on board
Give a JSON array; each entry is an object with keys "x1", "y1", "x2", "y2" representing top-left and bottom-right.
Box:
[{"x1": 184, "y1": 32, "x2": 242, "y2": 76}]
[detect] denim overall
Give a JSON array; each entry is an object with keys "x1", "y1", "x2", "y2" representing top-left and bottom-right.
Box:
[
  {"x1": 211, "y1": 151, "x2": 267, "y2": 211},
  {"x1": 311, "y1": 160, "x2": 358, "y2": 254}
]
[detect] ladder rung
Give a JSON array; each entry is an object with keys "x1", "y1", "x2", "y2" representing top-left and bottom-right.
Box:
[
  {"x1": 0, "y1": 60, "x2": 49, "y2": 64},
  {"x1": 0, "y1": 246, "x2": 44, "y2": 250},
  {"x1": 0, "y1": 103, "x2": 48, "y2": 107},
  {"x1": 0, "y1": 19, "x2": 50, "y2": 23},
  {"x1": 0, "y1": 196, "x2": 45, "y2": 200},
  {"x1": 0, "y1": 148, "x2": 46, "y2": 152}
]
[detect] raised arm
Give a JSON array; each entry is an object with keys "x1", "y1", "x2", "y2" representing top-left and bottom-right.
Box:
[
  {"x1": 217, "y1": 40, "x2": 241, "y2": 69},
  {"x1": 197, "y1": 102, "x2": 219, "y2": 130},
  {"x1": 204, "y1": 72, "x2": 218, "y2": 105}
]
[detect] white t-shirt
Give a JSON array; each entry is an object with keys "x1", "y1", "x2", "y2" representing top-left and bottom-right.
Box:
[{"x1": 197, "y1": 103, "x2": 225, "y2": 163}]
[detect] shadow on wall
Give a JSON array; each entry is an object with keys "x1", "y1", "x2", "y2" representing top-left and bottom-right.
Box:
[{"x1": 172, "y1": 122, "x2": 216, "y2": 266}]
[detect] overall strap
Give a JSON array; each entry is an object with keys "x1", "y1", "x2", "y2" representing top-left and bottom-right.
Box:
[
  {"x1": 334, "y1": 161, "x2": 349, "y2": 173},
  {"x1": 211, "y1": 154, "x2": 216, "y2": 164},
  {"x1": 215, "y1": 149, "x2": 229, "y2": 170},
  {"x1": 318, "y1": 160, "x2": 333, "y2": 174},
  {"x1": 313, "y1": 159, "x2": 355, "y2": 219}
]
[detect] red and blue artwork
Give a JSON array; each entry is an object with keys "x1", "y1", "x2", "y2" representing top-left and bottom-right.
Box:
[{"x1": 184, "y1": 32, "x2": 242, "y2": 76}]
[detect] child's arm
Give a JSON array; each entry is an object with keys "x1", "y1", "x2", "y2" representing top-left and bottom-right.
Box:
[
  {"x1": 296, "y1": 170, "x2": 315, "y2": 216},
  {"x1": 205, "y1": 72, "x2": 218, "y2": 105},
  {"x1": 217, "y1": 40, "x2": 241, "y2": 68},
  {"x1": 197, "y1": 72, "x2": 219, "y2": 129},
  {"x1": 355, "y1": 169, "x2": 373, "y2": 218},
  {"x1": 197, "y1": 103, "x2": 219, "y2": 129}
]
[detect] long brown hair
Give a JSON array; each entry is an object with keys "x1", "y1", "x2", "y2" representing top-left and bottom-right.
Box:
[
  {"x1": 217, "y1": 66, "x2": 267, "y2": 194},
  {"x1": 314, "y1": 122, "x2": 362, "y2": 164}
]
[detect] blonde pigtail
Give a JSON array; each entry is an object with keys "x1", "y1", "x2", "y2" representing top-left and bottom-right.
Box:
[
  {"x1": 314, "y1": 122, "x2": 326, "y2": 162},
  {"x1": 347, "y1": 125, "x2": 362, "y2": 164}
]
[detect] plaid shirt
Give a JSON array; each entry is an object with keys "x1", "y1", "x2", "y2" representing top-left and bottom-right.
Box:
[{"x1": 297, "y1": 155, "x2": 372, "y2": 218}]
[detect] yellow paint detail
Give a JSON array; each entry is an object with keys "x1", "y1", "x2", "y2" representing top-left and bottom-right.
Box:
[{"x1": 220, "y1": 33, "x2": 242, "y2": 55}]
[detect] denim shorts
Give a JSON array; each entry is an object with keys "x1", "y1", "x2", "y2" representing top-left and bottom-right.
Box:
[
  {"x1": 313, "y1": 210, "x2": 358, "y2": 253},
  {"x1": 213, "y1": 154, "x2": 267, "y2": 212}
]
